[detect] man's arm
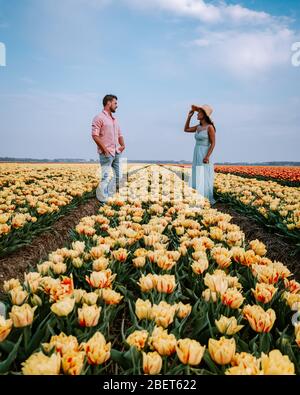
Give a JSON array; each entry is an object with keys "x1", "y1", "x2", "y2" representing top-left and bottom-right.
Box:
[
  {"x1": 91, "y1": 116, "x2": 110, "y2": 155},
  {"x1": 118, "y1": 124, "x2": 125, "y2": 152},
  {"x1": 92, "y1": 135, "x2": 109, "y2": 155}
]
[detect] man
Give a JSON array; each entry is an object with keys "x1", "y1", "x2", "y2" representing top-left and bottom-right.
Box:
[{"x1": 91, "y1": 94, "x2": 125, "y2": 203}]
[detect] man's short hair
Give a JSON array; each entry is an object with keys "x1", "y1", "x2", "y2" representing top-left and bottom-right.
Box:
[{"x1": 103, "y1": 94, "x2": 118, "y2": 106}]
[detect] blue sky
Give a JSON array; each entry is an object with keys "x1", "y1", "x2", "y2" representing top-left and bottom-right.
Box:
[{"x1": 0, "y1": 0, "x2": 299, "y2": 162}]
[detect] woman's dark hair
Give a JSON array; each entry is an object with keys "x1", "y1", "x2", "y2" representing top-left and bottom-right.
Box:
[
  {"x1": 103, "y1": 94, "x2": 117, "y2": 106},
  {"x1": 200, "y1": 112, "x2": 216, "y2": 132}
]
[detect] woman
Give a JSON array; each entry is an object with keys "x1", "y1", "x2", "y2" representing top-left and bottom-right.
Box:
[{"x1": 184, "y1": 104, "x2": 216, "y2": 206}]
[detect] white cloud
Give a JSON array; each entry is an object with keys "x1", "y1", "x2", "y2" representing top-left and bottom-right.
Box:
[
  {"x1": 119, "y1": 0, "x2": 297, "y2": 78},
  {"x1": 122, "y1": 0, "x2": 278, "y2": 25},
  {"x1": 187, "y1": 26, "x2": 296, "y2": 78},
  {"x1": 123, "y1": 0, "x2": 221, "y2": 23}
]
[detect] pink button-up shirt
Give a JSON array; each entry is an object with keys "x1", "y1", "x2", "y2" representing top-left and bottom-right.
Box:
[{"x1": 91, "y1": 110, "x2": 123, "y2": 155}]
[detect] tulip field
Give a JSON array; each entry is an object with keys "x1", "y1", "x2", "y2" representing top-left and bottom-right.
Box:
[
  {"x1": 215, "y1": 165, "x2": 300, "y2": 186},
  {"x1": 165, "y1": 164, "x2": 300, "y2": 254},
  {"x1": 0, "y1": 164, "x2": 300, "y2": 375},
  {"x1": 0, "y1": 163, "x2": 142, "y2": 257},
  {"x1": 0, "y1": 163, "x2": 99, "y2": 257},
  {"x1": 213, "y1": 173, "x2": 300, "y2": 253}
]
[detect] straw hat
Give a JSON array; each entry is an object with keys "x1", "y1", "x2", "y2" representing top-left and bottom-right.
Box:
[{"x1": 191, "y1": 104, "x2": 213, "y2": 117}]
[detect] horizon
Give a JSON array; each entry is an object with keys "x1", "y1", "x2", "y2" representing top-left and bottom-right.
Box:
[{"x1": 0, "y1": 156, "x2": 299, "y2": 165}]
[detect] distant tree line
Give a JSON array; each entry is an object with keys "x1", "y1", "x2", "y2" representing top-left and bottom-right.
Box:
[{"x1": 0, "y1": 157, "x2": 299, "y2": 166}]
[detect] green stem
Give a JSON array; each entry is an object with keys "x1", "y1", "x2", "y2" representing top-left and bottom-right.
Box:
[
  {"x1": 186, "y1": 364, "x2": 191, "y2": 375},
  {"x1": 23, "y1": 325, "x2": 31, "y2": 354}
]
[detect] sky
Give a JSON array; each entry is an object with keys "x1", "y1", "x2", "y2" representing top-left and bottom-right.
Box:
[{"x1": 0, "y1": 0, "x2": 300, "y2": 162}]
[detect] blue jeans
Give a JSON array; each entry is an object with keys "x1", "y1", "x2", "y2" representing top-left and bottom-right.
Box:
[{"x1": 96, "y1": 152, "x2": 121, "y2": 201}]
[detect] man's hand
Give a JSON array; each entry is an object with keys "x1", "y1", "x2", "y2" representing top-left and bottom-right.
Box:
[
  {"x1": 119, "y1": 145, "x2": 125, "y2": 153},
  {"x1": 203, "y1": 157, "x2": 209, "y2": 164},
  {"x1": 102, "y1": 149, "x2": 111, "y2": 157}
]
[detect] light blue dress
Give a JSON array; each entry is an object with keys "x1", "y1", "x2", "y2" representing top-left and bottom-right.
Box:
[{"x1": 189, "y1": 124, "x2": 216, "y2": 205}]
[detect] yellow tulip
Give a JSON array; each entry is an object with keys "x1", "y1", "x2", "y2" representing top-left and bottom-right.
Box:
[
  {"x1": 71, "y1": 240, "x2": 86, "y2": 254},
  {"x1": 283, "y1": 292, "x2": 300, "y2": 310},
  {"x1": 204, "y1": 272, "x2": 228, "y2": 294},
  {"x1": 202, "y1": 288, "x2": 218, "y2": 302},
  {"x1": 215, "y1": 315, "x2": 244, "y2": 335},
  {"x1": 137, "y1": 274, "x2": 156, "y2": 292},
  {"x1": 51, "y1": 297, "x2": 75, "y2": 317},
  {"x1": 0, "y1": 316, "x2": 13, "y2": 342},
  {"x1": 149, "y1": 326, "x2": 177, "y2": 356},
  {"x1": 176, "y1": 338, "x2": 205, "y2": 365},
  {"x1": 48, "y1": 276, "x2": 74, "y2": 303},
  {"x1": 192, "y1": 250, "x2": 207, "y2": 261},
  {"x1": 24, "y1": 272, "x2": 42, "y2": 293},
  {"x1": 82, "y1": 332, "x2": 111, "y2": 365},
  {"x1": 251, "y1": 283, "x2": 277, "y2": 304},
  {"x1": 221, "y1": 288, "x2": 244, "y2": 309},
  {"x1": 97, "y1": 288, "x2": 124, "y2": 305},
  {"x1": 151, "y1": 301, "x2": 176, "y2": 328},
  {"x1": 61, "y1": 350, "x2": 85, "y2": 375},
  {"x1": 142, "y1": 351, "x2": 162, "y2": 375},
  {"x1": 85, "y1": 270, "x2": 116, "y2": 289},
  {"x1": 112, "y1": 248, "x2": 128, "y2": 262},
  {"x1": 9, "y1": 304, "x2": 37, "y2": 327},
  {"x1": 155, "y1": 275, "x2": 176, "y2": 294},
  {"x1": 175, "y1": 302, "x2": 192, "y2": 319},
  {"x1": 156, "y1": 255, "x2": 176, "y2": 271},
  {"x1": 261, "y1": 350, "x2": 295, "y2": 375},
  {"x1": 225, "y1": 365, "x2": 259, "y2": 375},
  {"x1": 284, "y1": 279, "x2": 300, "y2": 294},
  {"x1": 135, "y1": 299, "x2": 152, "y2": 320},
  {"x1": 74, "y1": 289, "x2": 87, "y2": 304},
  {"x1": 90, "y1": 245, "x2": 108, "y2": 259},
  {"x1": 9, "y1": 287, "x2": 28, "y2": 305},
  {"x1": 208, "y1": 337, "x2": 236, "y2": 365},
  {"x1": 252, "y1": 262, "x2": 291, "y2": 284},
  {"x1": 243, "y1": 305, "x2": 276, "y2": 333},
  {"x1": 22, "y1": 352, "x2": 61, "y2": 375},
  {"x1": 37, "y1": 262, "x2": 51, "y2": 275},
  {"x1": 230, "y1": 352, "x2": 261, "y2": 375},
  {"x1": 249, "y1": 239, "x2": 267, "y2": 257},
  {"x1": 50, "y1": 262, "x2": 67, "y2": 275},
  {"x1": 92, "y1": 257, "x2": 110, "y2": 271},
  {"x1": 126, "y1": 330, "x2": 149, "y2": 350},
  {"x1": 191, "y1": 260, "x2": 209, "y2": 275},
  {"x1": 72, "y1": 257, "x2": 83, "y2": 268},
  {"x1": 3, "y1": 278, "x2": 21, "y2": 293},
  {"x1": 78, "y1": 304, "x2": 101, "y2": 327},
  {"x1": 132, "y1": 256, "x2": 146, "y2": 268},
  {"x1": 134, "y1": 248, "x2": 148, "y2": 257},
  {"x1": 42, "y1": 333, "x2": 79, "y2": 355},
  {"x1": 82, "y1": 292, "x2": 98, "y2": 306}
]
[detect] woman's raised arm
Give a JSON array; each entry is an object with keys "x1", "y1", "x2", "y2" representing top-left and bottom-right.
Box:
[{"x1": 184, "y1": 110, "x2": 198, "y2": 132}]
